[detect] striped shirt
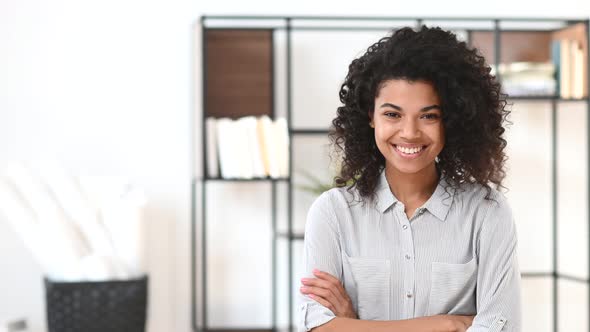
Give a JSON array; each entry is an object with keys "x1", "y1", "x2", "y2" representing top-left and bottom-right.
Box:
[{"x1": 298, "y1": 168, "x2": 522, "y2": 331}]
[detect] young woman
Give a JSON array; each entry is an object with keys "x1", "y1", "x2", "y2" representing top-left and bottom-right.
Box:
[{"x1": 298, "y1": 26, "x2": 521, "y2": 332}]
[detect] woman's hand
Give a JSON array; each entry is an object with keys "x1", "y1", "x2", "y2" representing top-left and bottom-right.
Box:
[
  {"x1": 299, "y1": 269, "x2": 357, "y2": 319},
  {"x1": 445, "y1": 315, "x2": 475, "y2": 332},
  {"x1": 421, "y1": 315, "x2": 474, "y2": 332}
]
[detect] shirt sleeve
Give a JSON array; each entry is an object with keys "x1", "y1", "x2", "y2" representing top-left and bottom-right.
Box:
[
  {"x1": 467, "y1": 194, "x2": 522, "y2": 332},
  {"x1": 298, "y1": 191, "x2": 342, "y2": 332}
]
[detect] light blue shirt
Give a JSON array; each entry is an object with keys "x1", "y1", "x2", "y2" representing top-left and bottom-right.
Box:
[{"x1": 298, "y1": 168, "x2": 522, "y2": 331}]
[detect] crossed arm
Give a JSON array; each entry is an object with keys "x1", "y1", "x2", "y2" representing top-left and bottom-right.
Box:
[
  {"x1": 299, "y1": 269, "x2": 474, "y2": 332},
  {"x1": 299, "y1": 192, "x2": 521, "y2": 332}
]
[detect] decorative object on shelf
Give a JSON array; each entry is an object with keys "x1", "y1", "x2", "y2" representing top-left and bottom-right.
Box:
[
  {"x1": 0, "y1": 160, "x2": 149, "y2": 332},
  {"x1": 295, "y1": 168, "x2": 335, "y2": 196},
  {"x1": 295, "y1": 167, "x2": 357, "y2": 196}
]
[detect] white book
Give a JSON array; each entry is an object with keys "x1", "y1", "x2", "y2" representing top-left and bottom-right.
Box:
[
  {"x1": 216, "y1": 118, "x2": 234, "y2": 179},
  {"x1": 258, "y1": 116, "x2": 280, "y2": 178},
  {"x1": 238, "y1": 116, "x2": 266, "y2": 178},
  {"x1": 234, "y1": 118, "x2": 254, "y2": 179},
  {"x1": 274, "y1": 118, "x2": 290, "y2": 178},
  {"x1": 205, "y1": 117, "x2": 219, "y2": 178},
  {"x1": 257, "y1": 116, "x2": 272, "y2": 177}
]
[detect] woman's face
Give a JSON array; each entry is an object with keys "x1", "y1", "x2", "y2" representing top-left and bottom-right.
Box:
[{"x1": 371, "y1": 79, "x2": 445, "y2": 176}]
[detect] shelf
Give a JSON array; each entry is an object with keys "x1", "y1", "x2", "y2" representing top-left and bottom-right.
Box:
[
  {"x1": 196, "y1": 16, "x2": 590, "y2": 332},
  {"x1": 275, "y1": 232, "x2": 304, "y2": 240},
  {"x1": 203, "y1": 176, "x2": 290, "y2": 182},
  {"x1": 290, "y1": 128, "x2": 330, "y2": 135},
  {"x1": 508, "y1": 95, "x2": 589, "y2": 101}
]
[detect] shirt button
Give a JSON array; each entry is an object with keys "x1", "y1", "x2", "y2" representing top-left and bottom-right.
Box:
[
  {"x1": 406, "y1": 292, "x2": 413, "y2": 298},
  {"x1": 402, "y1": 225, "x2": 408, "y2": 230},
  {"x1": 405, "y1": 254, "x2": 411, "y2": 260}
]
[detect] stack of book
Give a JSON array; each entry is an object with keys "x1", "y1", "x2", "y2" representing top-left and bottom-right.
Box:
[
  {"x1": 496, "y1": 62, "x2": 557, "y2": 96},
  {"x1": 552, "y1": 22, "x2": 588, "y2": 99},
  {"x1": 205, "y1": 115, "x2": 289, "y2": 179}
]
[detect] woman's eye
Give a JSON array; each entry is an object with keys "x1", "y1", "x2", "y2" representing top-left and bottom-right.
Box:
[
  {"x1": 422, "y1": 113, "x2": 440, "y2": 120},
  {"x1": 385, "y1": 112, "x2": 401, "y2": 118}
]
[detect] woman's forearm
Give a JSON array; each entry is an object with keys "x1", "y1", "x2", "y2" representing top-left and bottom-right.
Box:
[{"x1": 311, "y1": 316, "x2": 457, "y2": 332}]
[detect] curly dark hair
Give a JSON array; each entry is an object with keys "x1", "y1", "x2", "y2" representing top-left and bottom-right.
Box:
[{"x1": 329, "y1": 25, "x2": 510, "y2": 202}]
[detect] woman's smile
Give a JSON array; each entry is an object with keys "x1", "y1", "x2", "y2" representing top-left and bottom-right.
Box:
[{"x1": 392, "y1": 144, "x2": 428, "y2": 159}]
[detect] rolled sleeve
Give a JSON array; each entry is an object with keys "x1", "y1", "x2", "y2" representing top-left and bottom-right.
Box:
[
  {"x1": 299, "y1": 302, "x2": 336, "y2": 332},
  {"x1": 468, "y1": 194, "x2": 522, "y2": 331},
  {"x1": 298, "y1": 191, "x2": 341, "y2": 331}
]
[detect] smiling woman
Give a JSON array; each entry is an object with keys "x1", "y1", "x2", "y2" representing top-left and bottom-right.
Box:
[
  {"x1": 298, "y1": 26, "x2": 520, "y2": 332},
  {"x1": 371, "y1": 79, "x2": 445, "y2": 186}
]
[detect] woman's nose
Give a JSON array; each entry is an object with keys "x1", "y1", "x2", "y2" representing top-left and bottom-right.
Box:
[{"x1": 400, "y1": 119, "x2": 420, "y2": 139}]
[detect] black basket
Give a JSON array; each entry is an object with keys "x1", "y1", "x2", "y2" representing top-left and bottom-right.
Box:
[{"x1": 44, "y1": 275, "x2": 148, "y2": 332}]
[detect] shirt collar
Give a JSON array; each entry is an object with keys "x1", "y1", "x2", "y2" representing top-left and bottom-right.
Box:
[{"x1": 374, "y1": 168, "x2": 454, "y2": 222}]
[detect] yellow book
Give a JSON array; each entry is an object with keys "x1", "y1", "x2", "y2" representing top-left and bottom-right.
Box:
[{"x1": 560, "y1": 39, "x2": 571, "y2": 98}]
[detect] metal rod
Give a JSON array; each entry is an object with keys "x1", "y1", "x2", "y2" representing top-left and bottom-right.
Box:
[
  {"x1": 551, "y1": 98, "x2": 558, "y2": 332},
  {"x1": 556, "y1": 273, "x2": 590, "y2": 283},
  {"x1": 202, "y1": 15, "x2": 588, "y2": 23},
  {"x1": 493, "y1": 19, "x2": 501, "y2": 84},
  {"x1": 586, "y1": 18, "x2": 590, "y2": 332},
  {"x1": 190, "y1": 17, "x2": 201, "y2": 332},
  {"x1": 191, "y1": 178, "x2": 197, "y2": 332},
  {"x1": 286, "y1": 16, "x2": 294, "y2": 332},
  {"x1": 270, "y1": 27, "x2": 277, "y2": 331},
  {"x1": 271, "y1": 181, "x2": 278, "y2": 329},
  {"x1": 290, "y1": 129, "x2": 330, "y2": 135},
  {"x1": 416, "y1": 19, "x2": 423, "y2": 30},
  {"x1": 202, "y1": 21, "x2": 209, "y2": 331},
  {"x1": 203, "y1": 26, "x2": 580, "y2": 33}
]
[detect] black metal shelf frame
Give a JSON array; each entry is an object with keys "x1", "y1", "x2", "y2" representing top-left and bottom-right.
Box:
[{"x1": 192, "y1": 15, "x2": 590, "y2": 332}]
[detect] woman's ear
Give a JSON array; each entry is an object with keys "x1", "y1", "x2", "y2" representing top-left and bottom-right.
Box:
[{"x1": 368, "y1": 112, "x2": 374, "y2": 128}]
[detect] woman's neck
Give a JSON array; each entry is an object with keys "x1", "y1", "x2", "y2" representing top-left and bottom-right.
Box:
[{"x1": 385, "y1": 163, "x2": 440, "y2": 208}]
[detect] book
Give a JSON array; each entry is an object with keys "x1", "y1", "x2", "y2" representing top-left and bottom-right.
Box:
[
  {"x1": 572, "y1": 40, "x2": 585, "y2": 99},
  {"x1": 257, "y1": 116, "x2": 272, "y2": 177},
  {"x1": 560, "y1": 39, "x2": 571, "y2": 98},
  {"x1": 205, "y1": 117, "x2": 219, "y2": 178},
  {"x1": 274, "y1": 117, "x2": 290, "y2": 178},
  {"x1": 216, "y1": 118, "x2": 235, "y2": 179},
  {"x1": 552, "y1": 22, "x2": 588, "y2": 98},
  {"x1": 238, "y1": 116, "x2": 266, "y2": 178}
]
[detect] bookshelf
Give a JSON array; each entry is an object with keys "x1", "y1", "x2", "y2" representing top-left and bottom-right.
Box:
[{"x1": 193, "y1": 16, "x2": 590, "y2": 332}]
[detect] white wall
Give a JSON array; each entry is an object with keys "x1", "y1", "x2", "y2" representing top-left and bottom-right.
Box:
[{"x1": 1, "y1": 0, "x2": 590, "y2": 331}]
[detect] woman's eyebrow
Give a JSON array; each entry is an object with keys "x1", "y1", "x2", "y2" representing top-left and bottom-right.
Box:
[{"x1": 380, "y1": 103, "x2": 441, "y2": 112}]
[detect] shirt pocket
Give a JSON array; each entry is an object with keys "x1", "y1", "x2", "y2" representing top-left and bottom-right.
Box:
[
  {"x1": 427, "y1": 257, "x2": 478, "y2": 316},
  {"x1": 343, "y1": 254, "x2": 391, "y2": 320}
]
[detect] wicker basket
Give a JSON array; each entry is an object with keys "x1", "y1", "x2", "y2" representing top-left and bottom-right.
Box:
[{"x1": 44, "y1": 276, "x2": 148, "y2": 332}]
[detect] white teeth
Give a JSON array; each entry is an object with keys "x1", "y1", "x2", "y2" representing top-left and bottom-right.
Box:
[{"x1": 396, "y1": 145, "x2": 424, "y2": 155}]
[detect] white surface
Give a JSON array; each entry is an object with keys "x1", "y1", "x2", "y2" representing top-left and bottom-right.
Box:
[{"x1": 1, "y1": 0, "x2": 590, "y2": 332}]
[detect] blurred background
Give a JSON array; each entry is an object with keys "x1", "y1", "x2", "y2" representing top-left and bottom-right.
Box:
[{"x1": 2, "y1": 1, "x2": 590, "y2": 332}]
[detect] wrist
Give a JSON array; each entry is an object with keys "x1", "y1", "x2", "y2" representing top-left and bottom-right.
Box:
[{"x1": 443, "y1": 318, "x2": 457, "y2": 332}]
